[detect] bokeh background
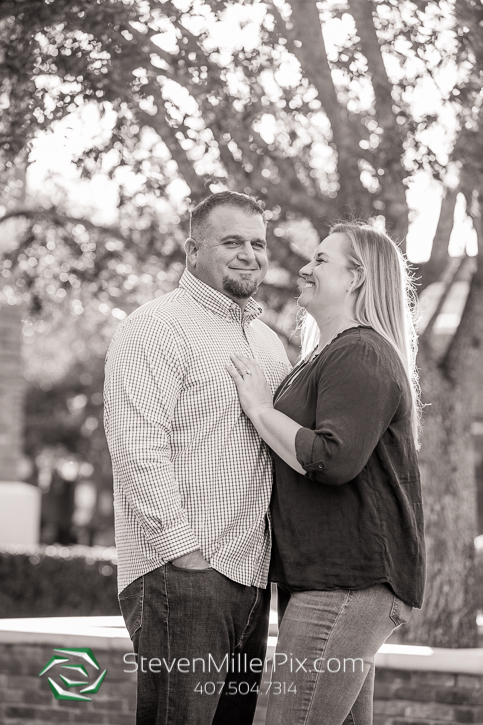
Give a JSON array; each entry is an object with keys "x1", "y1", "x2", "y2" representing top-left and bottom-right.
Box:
[{"x1": 1, "y1": 0, "x2": 483, "y2": 650}]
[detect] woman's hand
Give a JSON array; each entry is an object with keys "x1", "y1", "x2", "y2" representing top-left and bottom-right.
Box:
[
  {"x1": 226, "y1": 353, "x2": 274, "y2": 420},
  {"x1": 227, "y1": 353, "x2": 305, "y2": 473}
]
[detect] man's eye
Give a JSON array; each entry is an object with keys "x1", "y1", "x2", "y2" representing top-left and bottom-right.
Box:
[
  {"x1": 225, "y1": 241, "x2": 241, "y2": 247},
  {"x1": 253, "y1": 243, "x2": 266, "y2": 250}
]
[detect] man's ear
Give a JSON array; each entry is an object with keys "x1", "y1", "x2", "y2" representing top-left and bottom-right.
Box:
[{"x1": 185, "y1": 237, "x2": 199, "y2": 268}]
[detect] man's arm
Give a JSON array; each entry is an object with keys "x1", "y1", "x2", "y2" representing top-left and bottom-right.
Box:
[{"x1": 104, "y1": 314, "x2": 208, "y2": 567}]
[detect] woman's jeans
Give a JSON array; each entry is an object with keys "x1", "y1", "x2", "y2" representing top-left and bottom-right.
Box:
[
  {"x1": 119, "y1": 564, "x2": 270, "y2": 725},
  {"x1": 266, "y1": 584, "x2": 412, "y2": 725}
]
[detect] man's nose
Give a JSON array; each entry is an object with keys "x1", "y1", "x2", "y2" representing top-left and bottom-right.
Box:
[{"x1": 237, "y1": 242, "x2": 257, "y2": 262}]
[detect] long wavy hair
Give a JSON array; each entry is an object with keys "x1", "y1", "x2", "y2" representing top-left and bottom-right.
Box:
[{"x1": 300, "y1": 221, "x2": 421, "y2": 448}]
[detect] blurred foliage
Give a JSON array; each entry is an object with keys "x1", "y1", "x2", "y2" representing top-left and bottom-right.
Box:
[
  {"x1": 0, "y1": 0, "x2": 471, "y2": 315},
  {"x1": 1, "y1": 0, "x2": 480, "y2": 353},
  {"x1": 1, "y1": 0, "x2": 483, "y2": 645},
  {"x1": 1, "y1": 0, "x2": 477, "y2": 365},
  {"x1": 0, "y1": 546, "x2": 118, "y2": 617},
  {"x1": 25, "y1": 353, "x2": 112, "y2": 540},
  {"x1": 452, "y1": 0, "x2": 483, "y2": 201}
]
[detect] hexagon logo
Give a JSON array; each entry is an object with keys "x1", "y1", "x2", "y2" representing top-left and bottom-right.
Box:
[{"x1": 39, "y1": 647, "x2": 107, "y2": 701}]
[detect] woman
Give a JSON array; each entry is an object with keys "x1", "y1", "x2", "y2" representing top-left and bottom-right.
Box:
[{"x1": 227, "y1": 222, "x2": 425, "y2": 725}]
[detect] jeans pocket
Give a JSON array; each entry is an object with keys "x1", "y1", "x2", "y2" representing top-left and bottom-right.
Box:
[
  {"x1": 119, "y1": 576, "x2": 144, "y2": 641},
  {"x1": 390, "y1": 595, "x2": 413, "y2": 628},
  {"x1": 168, "y1": 562, "x2": 213, "y2": 572}
]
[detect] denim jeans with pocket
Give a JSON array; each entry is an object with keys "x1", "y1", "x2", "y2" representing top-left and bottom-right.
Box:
[
  {"x1": 119, "y1": 564, "x2": 270, "y2": 725},
  {"x1": 265, "y1": 583, "x2": 412, "y2": 725}
]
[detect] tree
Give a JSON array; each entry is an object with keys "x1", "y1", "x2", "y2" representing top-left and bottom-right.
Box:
[
  {"x1": 1, "y1": 0, "x2": 482, "y2": 645},
  {"x1": 409, "y1": 0, "x2": 483, "y2": 647}
]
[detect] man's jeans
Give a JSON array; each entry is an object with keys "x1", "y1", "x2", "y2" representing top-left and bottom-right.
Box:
[
  {"x1": 119, "y1": 564, "x2": 270, "y2": 725},
  {"x1": 265, "y1": 584, "x2": 412, "y2": 725}
]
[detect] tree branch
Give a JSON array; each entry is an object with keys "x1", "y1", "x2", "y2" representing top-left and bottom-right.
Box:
[
  {"x1": 276, "y1": 0, "x2": 366, "y2": 213},
  {"x1": 142, "y1": 5, "x2": 337, "y2": 236},
  {"x1": 419, "y1": 255, "x2": 466, "y2": 345},
  {"x1": 137, "y1": 110, "x2": 207, "y2": 200},
  {"x1": 346, "y1": 0, "x2": 409, "y2": 243},
  {"x1": 0, "y1": 207, "x2": 130, "y2": 241},
  {"x1": 442, "y1": 205, "x2": 483, "y2": 385},
  {"x1": 418, "y1": 188, "x2": 458, "y2": 293}
]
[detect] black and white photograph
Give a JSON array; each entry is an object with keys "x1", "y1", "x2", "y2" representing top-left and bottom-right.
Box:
[{"x1": 0, "y1": 0, "x2": 482, "y2": 723}]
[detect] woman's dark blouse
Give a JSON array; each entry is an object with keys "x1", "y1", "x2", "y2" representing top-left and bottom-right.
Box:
[{"x1": 269, "y1": 327, "x2": 426, "y2": 608}]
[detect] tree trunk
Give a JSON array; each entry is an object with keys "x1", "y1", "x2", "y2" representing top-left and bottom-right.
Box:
[
  {"x1": 402, "y1": 205, "x2": 483, "y2": 647},
  {"x1": 401, "y1": 345, "x2": 478, "y2": 646}
]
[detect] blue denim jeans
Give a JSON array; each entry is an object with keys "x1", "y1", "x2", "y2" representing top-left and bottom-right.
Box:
[
  {"x1": 119, "y1": 564, "x2": 270, "y2": 725},
  {"x1": 265, "y1": 584, "x2": 412, "y2": 725}
]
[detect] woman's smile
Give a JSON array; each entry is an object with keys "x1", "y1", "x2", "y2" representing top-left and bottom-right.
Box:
[{"x1": 298, "y1": 277, "x2": 315, "y2": 288}]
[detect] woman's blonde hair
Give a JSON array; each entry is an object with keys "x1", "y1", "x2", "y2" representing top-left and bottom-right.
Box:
[{"x1": 300, "y1": 221, "x2": 421, "y2": 448}]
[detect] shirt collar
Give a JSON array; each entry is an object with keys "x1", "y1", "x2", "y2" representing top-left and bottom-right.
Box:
[{"x1": 179, "y1": 269, "x2": 263, "y2": 325}]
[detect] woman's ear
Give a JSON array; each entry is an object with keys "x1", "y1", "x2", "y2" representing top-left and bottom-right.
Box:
[{"x1": 349, "y1": 266, "x2": 364, "y2": 292}]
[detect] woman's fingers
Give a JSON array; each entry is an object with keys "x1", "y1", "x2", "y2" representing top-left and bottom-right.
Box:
[
  {"x1": 226, "y1": 354, "x2": 273, "y2": 418},
  {"x1": 230, "y1": 353, "x2": 245, "y2": 367},
  {"x1": 231, "y1": 353, "x2": 260, "y2": 374},
  {"x1": 229, "y1": 353, "x2": 251, "y2": 377},
  {"x1": 226, "y1": 362, "x2": 243, "y2": 381}
]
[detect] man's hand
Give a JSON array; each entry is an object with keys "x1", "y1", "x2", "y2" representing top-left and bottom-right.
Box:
[{"x1": 170, "y1": 550, "x2": 211, "y2": 569}]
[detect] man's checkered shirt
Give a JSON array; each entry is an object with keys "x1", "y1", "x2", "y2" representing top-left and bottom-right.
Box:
[{"x1": 104, "y1": 270, "x2": 291, "y2": 594}]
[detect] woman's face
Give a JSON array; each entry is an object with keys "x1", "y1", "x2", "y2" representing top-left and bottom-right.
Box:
[{"x1": 297, "y1": 232, "x2": 355, "y2": 317}]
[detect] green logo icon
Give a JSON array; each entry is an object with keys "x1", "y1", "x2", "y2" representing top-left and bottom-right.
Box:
[{"x1": 39, "y1": 647, "x2": 107, "y2": 701}]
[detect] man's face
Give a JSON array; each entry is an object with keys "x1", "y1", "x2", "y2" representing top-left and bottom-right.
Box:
[{"x1": 187, "y1": 206, "x2": 268, "y2": 304}]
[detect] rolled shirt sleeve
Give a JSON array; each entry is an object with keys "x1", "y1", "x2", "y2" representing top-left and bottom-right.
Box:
[
  {"x1": 104, "y1": 315, "x2": 200, "y2": 562},
  {"x1": 294, "y1": 338, "x2": 403, "y2": 485}
]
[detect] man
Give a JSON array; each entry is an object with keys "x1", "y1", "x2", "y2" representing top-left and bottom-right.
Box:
[{"x1": 104, "y1": 191, "x2": 291, "y2": 724}]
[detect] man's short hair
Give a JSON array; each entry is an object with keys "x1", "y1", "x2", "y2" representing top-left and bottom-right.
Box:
[{"x1": 190, "y1": 191, "x2": 266, "y2": 241}]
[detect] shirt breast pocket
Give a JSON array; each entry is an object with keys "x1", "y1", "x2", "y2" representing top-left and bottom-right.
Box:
[
  {"x1": 173, "y1": 363, "x2": 239, "y2": 443},
  {"x1": 260, "y1": 359, "x2": 291, "y2": 395}
]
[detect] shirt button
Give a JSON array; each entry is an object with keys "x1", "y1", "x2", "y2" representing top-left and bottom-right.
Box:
[{"x1": 318, "y1": 464, "x2": 323, "y2": 469}]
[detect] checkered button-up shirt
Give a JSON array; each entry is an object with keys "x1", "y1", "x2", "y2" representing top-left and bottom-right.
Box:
[{"x1": 104, "y1": 270, "x2": 291, "y2": 594}]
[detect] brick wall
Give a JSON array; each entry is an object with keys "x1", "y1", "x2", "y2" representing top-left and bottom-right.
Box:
[
  {"x1": 374, "y1": 668, "x2": 483, "y2": 725},
  {"x1": 0, "y1": 642, "x2": 137, "y2": 725},
  {"x1": 1, "y1": 641, "x2": 483, "y2": 725}
]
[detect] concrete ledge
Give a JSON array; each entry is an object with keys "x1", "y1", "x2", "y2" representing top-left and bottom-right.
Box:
[
  {"x1": 0, "y1": 616, "x2": 130, "y2": 650},
  {"x1": 0, "y1": 617, "x2": 480, "y2": 674},
  {"x1": 375, "y1": 643, "x2": 483, "y2": 675}
]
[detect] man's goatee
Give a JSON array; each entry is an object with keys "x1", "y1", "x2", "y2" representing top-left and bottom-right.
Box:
[{"x1": 223, "y1": 276, "x2": 258, "y2": 299}]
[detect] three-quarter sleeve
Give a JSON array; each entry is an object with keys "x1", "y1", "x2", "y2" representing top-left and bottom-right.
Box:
[{"x1": 295, "y1": 338, "x2": 403, "y2": 485}]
